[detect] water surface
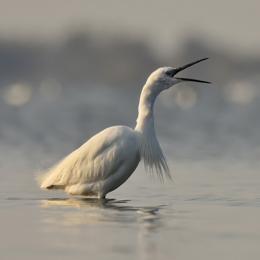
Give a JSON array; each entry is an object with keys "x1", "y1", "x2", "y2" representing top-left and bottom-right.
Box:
[
  {"x1": 1, "y1": 85, "x2": 260, "y2": 260},
  {"x1": 1, "y1": 158, "x2": 260, "y2": 260}
]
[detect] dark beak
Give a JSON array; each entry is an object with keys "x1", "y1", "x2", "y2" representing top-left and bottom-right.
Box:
[{"x1": 173, "y1": 58, "x2": 211, "y2": 84}]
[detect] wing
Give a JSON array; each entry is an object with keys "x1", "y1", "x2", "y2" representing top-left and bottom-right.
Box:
[{"x1": 38, "y1": 126, "x2": 139, "y2": 189}]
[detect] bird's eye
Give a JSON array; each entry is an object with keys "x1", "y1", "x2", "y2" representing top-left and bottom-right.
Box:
[{"x1": 165, "y1": 70, "x2": 173, "y2": 77}]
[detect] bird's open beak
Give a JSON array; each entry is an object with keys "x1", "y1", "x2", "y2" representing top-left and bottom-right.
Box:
[{"x1": 173, "y1": 58, "x2": 211, "y2": 84}]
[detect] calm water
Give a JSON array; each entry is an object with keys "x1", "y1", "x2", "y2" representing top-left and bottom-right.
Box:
[
  {"x1": 1, "y1": 159, "x2": 260, "y2": 260},
  {"x1": 1, "y1": 85, "x2": 260, "y2": 260}
]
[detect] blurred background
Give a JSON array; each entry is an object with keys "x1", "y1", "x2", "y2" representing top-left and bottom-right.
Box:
[
  {"x1": 1, "y1": 0, "x2": 260, "y2": 176},
  {"x1": 2, "y1": 1, "x2": 260, "y2": 260}
]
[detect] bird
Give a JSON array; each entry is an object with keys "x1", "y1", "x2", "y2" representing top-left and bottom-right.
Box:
[{"x1": 37, "y1": 58, "x2": 210, "y2": 199}]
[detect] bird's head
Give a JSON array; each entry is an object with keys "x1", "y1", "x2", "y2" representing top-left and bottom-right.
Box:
[{"x1": 147, "y1": 58, "x2": 211, "y2": 92}]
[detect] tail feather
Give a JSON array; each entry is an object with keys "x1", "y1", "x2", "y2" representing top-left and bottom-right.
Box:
[
  {"x1": 36, "y1": 148, "x2": 82, "y2": 190},
  {"x1": 35, "y1": 167, "x2": 65, "y2": 190}
]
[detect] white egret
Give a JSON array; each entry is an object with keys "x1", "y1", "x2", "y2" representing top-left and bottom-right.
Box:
[{"x1": 37, "y1": 58, "x2": 210, "y2": 198}]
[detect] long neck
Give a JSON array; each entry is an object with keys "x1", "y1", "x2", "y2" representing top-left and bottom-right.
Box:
[
  {"x1": 134, "y1": 81, "x2": 172, "y2": 181},
  {"x1": 135, "y1": 82, "x2": 159, "y2": 133}
]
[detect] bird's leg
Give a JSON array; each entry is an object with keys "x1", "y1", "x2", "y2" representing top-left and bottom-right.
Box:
[{"x1": 98, "y1": 193, "x2": 106, "y2": 199}]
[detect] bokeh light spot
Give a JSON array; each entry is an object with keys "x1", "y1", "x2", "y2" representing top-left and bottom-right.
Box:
[
  {"x1": 176, "y1": 86, "x2": 197, "y2": 109},
  {"x1": 3, "y1": 83, "x2": 32, "y2": 106},
  {"x1": 223, "y1": 81, "x2": 257, "y2": 104},
  {"x1": 161, "y1": 86, "x2": 197, "y2": 110}
]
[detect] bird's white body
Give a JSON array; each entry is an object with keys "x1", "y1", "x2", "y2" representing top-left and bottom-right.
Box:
[
  {"x1": 39, "y1": 126, "x2": 140, "y2": 198},
  {"x1": 38, "y1": 59, "x2": 210, "y2": 198}
]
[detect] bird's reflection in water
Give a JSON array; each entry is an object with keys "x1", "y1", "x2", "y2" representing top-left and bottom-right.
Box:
[
  {"x1": 40, "y1": 198, "x2": 164, "y2": 259},
  {"x1": 40, "y1": 197, "x2": 163, "y2": 229}
]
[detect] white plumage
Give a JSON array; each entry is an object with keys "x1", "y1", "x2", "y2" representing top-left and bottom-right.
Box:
[{"x1": 37, "y1": 58, "x2": 210, "y2": 198}]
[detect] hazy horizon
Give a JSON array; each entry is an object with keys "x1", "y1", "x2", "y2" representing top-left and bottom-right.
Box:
[{"x1": 0, "y1": 0, "x2": 259, "y2": 57}]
